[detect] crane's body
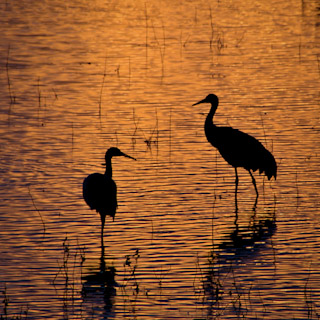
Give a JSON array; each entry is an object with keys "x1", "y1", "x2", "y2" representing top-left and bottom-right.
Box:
[
  {"x1": 83, "y1": 172, "x2": 117, "y2": 222},
  {"x1": 83, "y1": 147, "x2": 136, "y2": 248},
  {"x1": 193, "y1": 94, "x2": 277, "y2": 198}
]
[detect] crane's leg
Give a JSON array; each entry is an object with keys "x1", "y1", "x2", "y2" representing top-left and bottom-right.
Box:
[
  {"x1": 249, "y1": 170, "x2": 259, "y2": 199},
  {"x1": 100, "y1": 214, "x2": 106, "y2": 253},
  {"x1": 235, "y1": 167, "x2": 239, "y2": 187},
  {"x1": 234, "y1": 168, "x2": 239, "y2": 215}
]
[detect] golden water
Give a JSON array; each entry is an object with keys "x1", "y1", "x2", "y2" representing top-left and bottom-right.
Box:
[{"x1": 0, "y1": 0, "x2": 319, "y2": 318}]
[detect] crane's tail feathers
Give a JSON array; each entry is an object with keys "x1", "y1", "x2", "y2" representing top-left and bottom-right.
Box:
[
  {"x1": 259, "y1": 160, "x2": 277, "y2": 180},
  {"x1": 260, "y1": 168, "x2": 277, "y2": 180},
  {"x1": 259, "y1": 148, "x2": 277, "y2": 180}
]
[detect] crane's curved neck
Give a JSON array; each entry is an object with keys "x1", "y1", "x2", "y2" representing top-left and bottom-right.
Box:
[
  {"x1": 205, "y1": 103, "x2": 218, "y2": 131},
  {"x1": 104, "y1": 157, "x2": 113, "y2": 178}
]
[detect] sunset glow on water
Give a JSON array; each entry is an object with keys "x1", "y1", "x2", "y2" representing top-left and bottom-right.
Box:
[{"x1": 0, "y1": 0, "x2": 319, "y2": 318}]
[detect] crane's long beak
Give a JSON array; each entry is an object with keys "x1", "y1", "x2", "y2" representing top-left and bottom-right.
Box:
[
  {"x1": 192, "y1": 98, "x2": 207, "y2": 106},
  {"x1": 101, "y1": 152, "x2": 136, "y2": 165},
  {"x1": 121, "y1": 152, "x2": 136, "y2": 161}
]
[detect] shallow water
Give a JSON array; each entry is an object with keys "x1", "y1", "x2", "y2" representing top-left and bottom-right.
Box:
[{"x1": 0, "y1": 0, "x2": 319, "y2": 319}]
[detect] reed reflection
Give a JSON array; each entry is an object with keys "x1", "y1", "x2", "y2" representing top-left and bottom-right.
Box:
[
  {"x1": 202, "y1": 201, "x2": 276, "y2": 315},
  {"x1": 81, "y1": 250, "x2": 117, "y2": 318},
  {"x1": 220, "y1": 207, "x2": 276, "y2": 254}
]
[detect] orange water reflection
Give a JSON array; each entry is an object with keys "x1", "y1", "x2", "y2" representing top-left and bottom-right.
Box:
[{"x1": 0, "y1": 0, "x2": 319, "y2": 319}]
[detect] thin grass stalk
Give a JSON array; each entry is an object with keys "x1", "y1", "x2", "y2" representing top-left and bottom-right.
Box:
[
  {"x1": 209, "y1": 7, "x2": 214, "y2": 50},
  {"x1": 37, "y1": 77, "x2": 41, "y2": 123},
  {"x1": 28, "y1": 185, "x2": 46, "y2": 234},
  {"x1": 169, "y1": 106, "x2": 172, "y2": 160},
  {"x1": 128, "y1": 56, "x2": 131, "y2": 88},
  {"x1": 6, "y1": 45, "x2": 15, "y2": 105},
  {"x1": 145, "y1": 3, "x2": 149, "y2": 69},
  {"x1": 151, "y1": 20, "x2": 166, "y2": 78},
  {"x1": 71, "y1": 122, "x2": 74, "y2": 153},
  {"x1": 98, "y1": 55, "x2": 107, "y2": 118}
]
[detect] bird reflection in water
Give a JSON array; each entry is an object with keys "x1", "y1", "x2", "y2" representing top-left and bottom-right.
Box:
[
  {"x1": 193, "y1": 94, "x2": 277, "y2": 206},
  {"x1": 219, "y1": 205, "x2": 276, "y2": 254},
  {"x1": 83, "y1": 147, "x2": 136, "y2": 254},
  {"x1": 81, "y1": 249, "x2": 117, "y2": 318},
  {"x1": 202, "y1": 200, "x2": 277, "y2": 314}
]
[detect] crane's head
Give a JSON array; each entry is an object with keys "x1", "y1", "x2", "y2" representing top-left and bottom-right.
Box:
[
  {"x1": 192, "y1": 94, "x2": 219, "y2": 107},
  {"x1": 105, "y1": 147, "x2": 136, "y2": 161}
]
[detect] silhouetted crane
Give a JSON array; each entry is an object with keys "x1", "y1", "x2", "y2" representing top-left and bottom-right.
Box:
[
  {"x1": 83, "y1": 147, "x2": 136, "y2": 249},
  {"x1": 193, "y1": 94, "x2": 277, "y2": 200}
]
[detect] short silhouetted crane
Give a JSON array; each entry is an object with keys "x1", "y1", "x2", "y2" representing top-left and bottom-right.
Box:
[
  {"x1": 83, "y1": 147, "x2": 136, "y2": 249},
  {"x1": 193, "y1": 94, "x2": 277, "y2": 199}
]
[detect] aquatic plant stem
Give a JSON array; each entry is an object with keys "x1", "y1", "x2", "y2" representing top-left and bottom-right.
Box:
[
  {"x1": 6, "y1": 45, "x2": 15, "y2": 106},
  {"x1": 28, "y1": 185, "x2": 46, "y2": 234},
  {"x1": 98, "y1": 55, "x2": 107, "y2": 118}
]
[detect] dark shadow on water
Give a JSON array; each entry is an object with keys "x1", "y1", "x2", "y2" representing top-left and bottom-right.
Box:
[
  {"x1": 223, "y1": 203, "x2": 275, "y2": 255},
  {"x1": 202, "y1": 201, "x2": 277, "y2": 316},
  {"x1": 81, "y1": 249, "x2": 117, "y2": 319},
  {"x1": 218, "y1": 204, "x2": 275, "y2": 260}
]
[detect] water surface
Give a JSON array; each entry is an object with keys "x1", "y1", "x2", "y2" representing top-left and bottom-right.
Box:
[{"x1": 0, "y1": 0, "x2": 320, "y2": 319}]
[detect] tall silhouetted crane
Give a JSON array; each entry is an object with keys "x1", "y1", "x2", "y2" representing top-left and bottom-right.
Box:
[
  {"x1": 193, "y1": 94, "x2": 277, "y2": 199},
  {"x1": 83, "y1": 147, "x2": 136, "y2": 249}
]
